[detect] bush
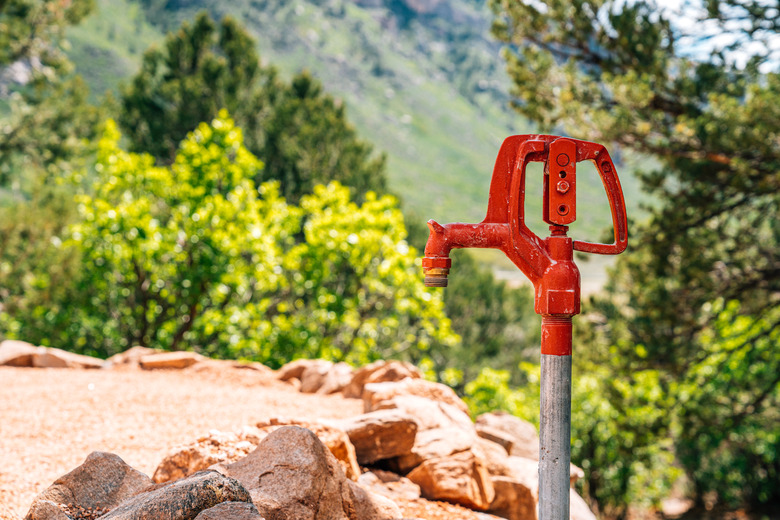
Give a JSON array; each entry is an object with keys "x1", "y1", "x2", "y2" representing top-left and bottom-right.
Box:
[{"x1": 0, "y1": 112, "x2": 458, "y2": 365}]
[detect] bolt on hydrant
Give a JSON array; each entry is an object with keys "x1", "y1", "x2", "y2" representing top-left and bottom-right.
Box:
[{"x1": 423, "y1": 136, "x2": 628, "y2": 520}]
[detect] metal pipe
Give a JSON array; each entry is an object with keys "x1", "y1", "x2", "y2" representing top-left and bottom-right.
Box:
[{"x1": 539, "y1": 352, "x2": 572, "y2": 520}]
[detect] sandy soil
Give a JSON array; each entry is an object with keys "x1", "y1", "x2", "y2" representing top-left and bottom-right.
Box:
[{"x1": 0, "y1": 363, "x2": 363, "y2": 519}]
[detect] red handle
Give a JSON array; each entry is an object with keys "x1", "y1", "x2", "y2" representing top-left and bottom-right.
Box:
[
  {"x1": 569, "y1": 141, "x2": 628, "y2": 255},
  {"x1": 493, "y1": 135, "x2": 628, "y2": 256}
]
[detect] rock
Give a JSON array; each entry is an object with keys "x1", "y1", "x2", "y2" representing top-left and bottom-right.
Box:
[
  {"x1": 392, "y1": 427, "x2": 476, "y2": 473},
  {"x1": 223, "y1": 426, "x2": 356, "y2": 520},
  {"x1": 0, "y1": 339, "x2": 39, "y2": 367},
  {"x1": 139, "y1": 351, "x2": 203, "y2": 370},
  {"x1": 23, "y1": 501, "x2": 70, "y2": 520},
  {"x1": 370, "y1": 395, "x2": 473, "y2": 432},
  {"x1": 31, "y1": 347, "x2": 104, "y2": 369},
  {"x1": 364, "y1": 378, "x2": 470, "y2": 416},
  {"x1": 104, "y1": 347, "x2": 164, "y2": 368},
  {"x1": 358, "y1": 470, "x2": 421, "y2": 501},
  {"x1": 314, "y1": 362, "x2": 353, "y2": 394},
  {"x1": 475, "y1": 425, "x2": 515, "y2": 454},
  {"x1": 343, "y1": 361, "x2": 423, "y2": 399},
  {"x1": 101, "y1": 471, "x2": 251, "y2": 520},
  {"x1": 153, "y1": 428, "x2": 267, "y2": 483},
  {"x1": 194, "y1": 501, "x2": 265, "y2": 520},
  {"x1": 475, "y1": 438, "x2": 513, "y2": 478},
  {"x1": 299, "y1": 361, "x2": 335, "y2": 393},
  {"x1": 475, "y1": 411, "x2": 538, "y2": 460},
  {"x1": 487, "y1": 477, "x2": 536, "y2": 520},
  {"x1": 25, "y1": 452, "x2": 152, "y2": 519},
  {"x1": 569, "y1": 464, "x2": 585, "y2": 486},
  {"x1": 506, "y1": 455, "x2": 584, "y2": 489},
  {"x1": 336, "y1": 409, "x2": 417, "y2": 464},
  {"x1": 276, "y1": 359, "x2": 331, "y2": 383},
  {"x1": 406, "y1": 450, "x2": 495, "y2": 511},
  {"x1": 256, "y1": 418, "x2": 360, "y2": 481},
  {"x1": 347, "y1": 481, "x2": 403, "y2": 520},
  {"x1": 570, "y1": 488, "x2": 597, "y2": 520}
]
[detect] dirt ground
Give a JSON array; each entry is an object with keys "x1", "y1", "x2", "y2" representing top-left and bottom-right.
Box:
[
  {"x1": 0, "y1": 363, "x2": 364, "y2": 519},
  {"x1": 0, "y1": 364, "x2": 499, "y2": 520}
]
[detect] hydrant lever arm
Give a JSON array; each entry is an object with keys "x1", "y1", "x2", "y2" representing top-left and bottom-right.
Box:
[{"x1": 422, "y1": 135, "x2": 628, "y2": 288}]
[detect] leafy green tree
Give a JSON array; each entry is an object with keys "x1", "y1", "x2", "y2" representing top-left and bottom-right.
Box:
[
  {"x1": 0, "y1": 0, "x2": 100, "y2": 190},
  {"x1": 489, "y1": 0, "x2": 779, "y2": 512},
  {"x1": 119, "y1": 12, "x2": 387, "y2": 203},
  {"x1": 1, "y1": 112, "x2": 456, "y2": 366}
]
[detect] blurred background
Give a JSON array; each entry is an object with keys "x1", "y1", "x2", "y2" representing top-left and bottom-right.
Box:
[{"x1": 0, "y1": 0, "x2": 777, "y2": 518}]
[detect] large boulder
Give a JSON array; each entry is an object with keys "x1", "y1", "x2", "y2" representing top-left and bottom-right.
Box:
[
  {"x1": 347, "y1": 482, "x2": 404, "y2": 520},
  {"x1": 194, "y1": 501, "x2": 265, "y2": 520},
  {"x1": 0, "y1": 339, "x2": 39, "y2": 367},
  {"x1": 391, "y1": 427, "x2": 475, "y2": 474},
  {"x1": 358, "y1": 470, "x2": 421, "y2": 501},
  {"x1": 336, "y1": 409, "x2": 417, "y2": 464},
  {"x1": 24, "y1": 452, "x2": 152, "y2": 520},
  {"x1": 342, "y1": 361, "x2": 423, "y2": 399},
  {"x1": 369, "y1": 395, "x2": 473, "y2": 432},
  {"x1": 363, "y1": 378, "x2": 470, "y2": 415},
  {"x1": 32, "y1": 347, "x2": 104, "y2": 369},
  {"x1": 475, "y1": 411, "x2": 538, "y2": 460},
  {"x1": 406, "y1": 450, "x2": 495, "y2": 511},
  {"x1": 222, "y1": 426, "x2": 357, "y2": 520},
  {"x1": 311, "y1": 362, "x2": 353, "y2": 395},
  {"x1": 474, "y1": 438, "x2": 513, "y2": 477},
  {"x1": 100, "y1": 471, "x2": 251, "y2": 520},
  {"x1": 276, "y1": 359, "x2": 331, "y2": 384},
  {"x1": 153, "y1": 428, "x2": 267, "y2": 483},
  {"x1": 570, "y1": 488, "x2": 598, "y2": 520},
  {"x1": 104, "y1": 347, "x2": 164, "y2": 368},
  {"x1": 255, "y1": 418, "x2": 360, "y2": 481},
  {"x1": 139, "y1": 351, "x2": 203, "y2": 370},
  {"x1": 488, "y1": 477, "x2": 536, "y2": 520}
]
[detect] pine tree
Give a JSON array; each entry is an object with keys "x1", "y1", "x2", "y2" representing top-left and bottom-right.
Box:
[{"x1": 119, "y1": 12, "x2": 387, "y2": 203}]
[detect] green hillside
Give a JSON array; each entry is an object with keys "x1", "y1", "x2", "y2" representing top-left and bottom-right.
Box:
[{"x1": 66, "y1": 0, "x2": 645, "y2": 261}]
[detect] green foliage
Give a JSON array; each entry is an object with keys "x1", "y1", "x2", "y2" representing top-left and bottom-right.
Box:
[
  {"x1": 0, "y1": 0, "x2": 93, "y2": 68},
  {"x1": 490, "y1": 0, "x2": 780, "y2": 511},
  {"x1": 675, "y1": 300, "x2": 780, "y2": 506},
  {"x1": 119, "y1": 12, "x2": 387, "y2": 203},
  {"x1": 1, "y1": 113, "x2": 457, "y2": 366},
  {"x1": 0, "y1": 0, "x2": 101, "y2": 190},
  {"x1": 0, "y1": 185, "x2": 82, "y2": 341},
  {"x1": 463, "y1": 365, "x2": 538, "y2": 420}
]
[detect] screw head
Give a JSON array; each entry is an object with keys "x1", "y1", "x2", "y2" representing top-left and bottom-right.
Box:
[
  {"x1": 556, "y1": 180, "x2": 570, "y2": 194},
  {"x1": 556, "y1": 153, "x2": 570, "y2": 167},
  {"x1": 557, "y1": 204, "x2": 570, "y2": 216}
]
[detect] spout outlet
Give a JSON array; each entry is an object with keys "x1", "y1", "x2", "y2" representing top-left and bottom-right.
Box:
[
  {"x1": 422, "y1": 256, "x2": 451, "y2": 287},
  {"x1": 423, "y1": 220, "x2": 452, "y2": 287}
]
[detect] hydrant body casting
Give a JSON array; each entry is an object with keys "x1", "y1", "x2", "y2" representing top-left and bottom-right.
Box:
[{"x1": 423, "y1": 135, "x2": 628, "y2": 520}]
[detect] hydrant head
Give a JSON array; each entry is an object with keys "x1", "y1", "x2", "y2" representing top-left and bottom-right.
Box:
[{"x1": 422, "y1": 135, "x2": 628, "y2": 291}]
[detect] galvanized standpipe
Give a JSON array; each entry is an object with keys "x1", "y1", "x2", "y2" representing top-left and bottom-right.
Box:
[
  {"x1": 539, "y1": 317, "x2": 572, "y2": 520},
  {"x1": 422, "y1": 134, "x2": 628, "y2": 520}
]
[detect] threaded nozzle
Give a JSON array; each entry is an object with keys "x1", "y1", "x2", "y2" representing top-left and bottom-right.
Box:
[{"x1": 422, "y1": 257, "x2": 452, "y2": 288}]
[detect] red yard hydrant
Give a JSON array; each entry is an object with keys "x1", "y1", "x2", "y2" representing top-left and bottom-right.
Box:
[{"x1": 423, "y1": 135, "x2": 628, "y2": 520}]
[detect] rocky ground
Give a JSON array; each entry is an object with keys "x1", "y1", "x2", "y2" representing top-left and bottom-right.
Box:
[{"x1": 0, "y1": 340, "x2": 597, "y2": 520}]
